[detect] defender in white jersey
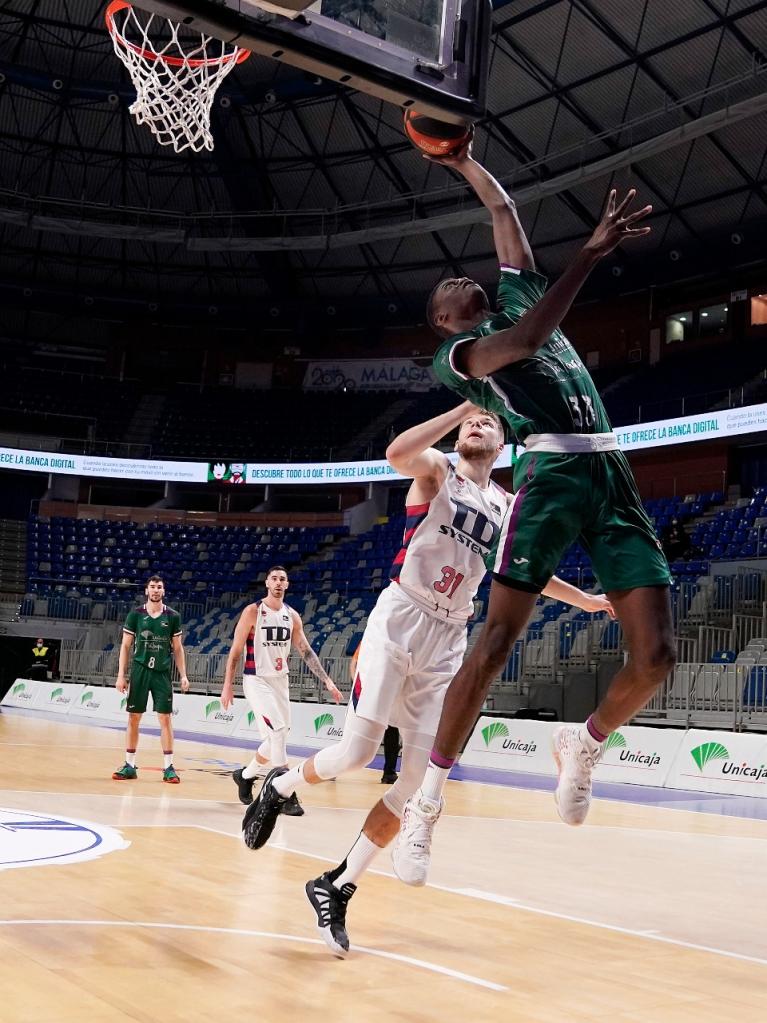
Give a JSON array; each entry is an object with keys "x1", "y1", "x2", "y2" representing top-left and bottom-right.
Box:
[
  {"x1": 220, "y1": 566, "x2": 342, "y2": 808},
  {"x1": 241, "y1": 406, "x2": 614, "y2": 957}
]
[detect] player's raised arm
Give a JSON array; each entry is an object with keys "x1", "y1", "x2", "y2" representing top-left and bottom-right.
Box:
[
  {"x1": 385, "y1": 400, "x2": 481, "y2": 479},
  {"x1": 221, "y1": 603, "x2": 258, "y2": 709},
  {"x1": 428, "y1": 139, "x2": 535, "y2": 271},
  {"x1": 458, "y1": 188, "x2": 652, "y2": 379}
]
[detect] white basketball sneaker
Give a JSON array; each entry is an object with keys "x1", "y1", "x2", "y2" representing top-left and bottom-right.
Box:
[
  {"x1": 551, "y1": 725, "x2": 603, "y2": 826},
  {"x1": 391, "y1": 790, "x2": 443, "y2": 886}
]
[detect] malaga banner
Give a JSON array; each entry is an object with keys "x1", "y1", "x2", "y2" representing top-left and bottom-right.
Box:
[{"x1": 303, "y1": 358, "x2": 439, "y2": 392}]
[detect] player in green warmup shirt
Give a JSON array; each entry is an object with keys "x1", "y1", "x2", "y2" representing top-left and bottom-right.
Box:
[
  {"x1": 393, "y1": 141, "x2": 676, "y2": 885},
  {"x1": 112, "y1": 575, "x2": 190, "y2": 784}
]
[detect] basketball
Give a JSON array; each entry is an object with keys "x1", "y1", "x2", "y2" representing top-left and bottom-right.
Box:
[{"x1": 403, "y1": 110, "x2": 472, "y2": 157}]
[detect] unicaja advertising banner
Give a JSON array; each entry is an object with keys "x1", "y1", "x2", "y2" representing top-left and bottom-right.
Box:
[
  {"x1": 2, "y1": 679, "x2": 44, "y2": 709},
  {"x1": 665, "y1": 729, "x2": 767, "y2": 797},
  {"x1": 74, "y1": 685, "x2": 129, "y2": 722},
  {"x1": 460, "y1": 717, "x2": 557, "y2": 775},
  {"x1": 593, "y1": 726, "x2": 683, "y2": 786},
  {"x1": 290, "y1": 702, "x2": 346, "y2": 748},
  {"x1": 174, "y1": 694, "x2": 237, "y2": 736},
  {"x1": 232, "y1": 704, "x2": 266, "y2": 740},
  {"x1": 34, "y1": 682, "x2": 85, "y2": 714}
]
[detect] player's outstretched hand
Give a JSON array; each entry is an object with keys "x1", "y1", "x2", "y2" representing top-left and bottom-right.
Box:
[
  {"x1": 581, "y1": 593, "x2": 616, "y2": 619},
  {"x1": 220, "y1": 680, "x2": 234, "y2": 709},
  {"x1": 422, "y1": 130, "x2": 474, "y2": 168},
  {"x1": 324, "y1": 678, "x2": 343, "y2": 704},
  {"x1": 584, "y1": 188, "x2": 652, "y2": 259}
]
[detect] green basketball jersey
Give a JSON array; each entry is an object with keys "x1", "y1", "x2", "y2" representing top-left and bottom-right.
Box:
[
  {"x1": 432, "y1": 267, "x2": 612, "y2": 443},
  {"x1": 123, "y1": 604, "x2": 181, "y2": 673}
]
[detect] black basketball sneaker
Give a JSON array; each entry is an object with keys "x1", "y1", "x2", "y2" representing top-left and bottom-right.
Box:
[
  {"x1": 232, "y1": 767, "x2": 254, "y2": 805},
  {"x1": 242, "y1": 767, "x2": 289, "y2": 849},
  {"x1": 305, "y1": 871, "x2": 356, "y2": 958},
  {"x1": 281, "y1": 791, "x2": 305, "y2": 817}
]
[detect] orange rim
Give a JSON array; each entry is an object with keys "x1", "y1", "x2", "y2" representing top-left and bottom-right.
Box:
[{"x1": 105, "y1": 0, "x2": 250, "y2": 69}]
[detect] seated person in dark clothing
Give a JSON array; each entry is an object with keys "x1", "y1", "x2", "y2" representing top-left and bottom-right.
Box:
[{"x1": 661, "y1": 519, "x2": 692, "y2": 562}]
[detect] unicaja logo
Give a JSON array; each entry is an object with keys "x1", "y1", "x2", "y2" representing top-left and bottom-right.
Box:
[
  {"x1": 605, "y1": 732, "x2": 627, "y2": 752},
  {"x1": 691, "y1": 742, "x2": 729, "y2": 771},
  {"x1": 481, "y1": 721, "x2": 509, "y2": 747},
  {"x1": 247, "y1": 711, "x2": 256, "y2": 727},
  {"x1": 120, "y1": 697, "x2": 128, "y2": 710},
  {"x1": 50, "y1": 687, "x2": 63, "y2": 701},
  {"x1": 12, "y1": 682, "x2": 26, "y2": 696},
  {"x1": 313, "y1": 712, "x2": 342, "y2": 737},
  {"x1": 690, "y1": 740, "x2": 767, "y2": 782},
  {"x1": 204, "y1": 698, "x2": 233, "y2": 723},
  {"x1": 80, "y1": 691, "x2": 94, "y2": 704}
]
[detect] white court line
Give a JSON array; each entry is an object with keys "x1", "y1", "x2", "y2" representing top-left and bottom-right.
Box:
[
  {"x1": 0, "y1": 919, "x2": 506, "y2": 992},
  {"x1": 188, "y1": 825, "x2": 767, "y2": 971}
]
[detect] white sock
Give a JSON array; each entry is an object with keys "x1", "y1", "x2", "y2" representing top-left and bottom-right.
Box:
[
  {"x1": 126, "y1": 751, "x2": 137, "y2": 768},
  {"x1": 419, "y1": 761, "x2": 450, "y2": 804},
  {"x1": 578, "y1": 726, "x2": 604, "y2": 756},
  {"x1": 272, "y1": 761, "x2": 307, "y2": 797},
  {"x1": 163, "y1": 752, "x2": 173, "y2": 769},
  {"x1": 242, "y1": 756, "x2": 266, "y2": 780},
  {"x1": 332, "y1": 832, "x2": 381, "y2": 888}
]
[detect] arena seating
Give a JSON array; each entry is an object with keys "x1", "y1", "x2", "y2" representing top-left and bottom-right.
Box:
[{"x1": 23, "y1": 516, "x2": 348, "y2": 615}]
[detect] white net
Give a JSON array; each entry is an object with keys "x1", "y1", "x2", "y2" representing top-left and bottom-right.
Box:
[{"x1": 106, "y1": 1, "x2": 250, "y2": 154}]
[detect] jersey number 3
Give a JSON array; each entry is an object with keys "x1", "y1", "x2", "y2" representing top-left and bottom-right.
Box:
[{"x1": 433, "y1": 565, "x2": 465, "y2": 599}]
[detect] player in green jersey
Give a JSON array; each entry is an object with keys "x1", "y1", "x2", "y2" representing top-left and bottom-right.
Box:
[
  {"x1": 112, "y1": 575, "x2": 190, "y2": 784},
  {"x1": 393, "y1": 142, "x2": 675, "y2": 883}
]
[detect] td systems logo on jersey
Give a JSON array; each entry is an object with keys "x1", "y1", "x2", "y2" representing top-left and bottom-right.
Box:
[
  {"x1": 0, "y1": 808, "x2": 129, "y2": 871},
  {"x1": 262, "y1": 627, "x2": 290, "y2": 645},
  {"x1": 438, "y1": 499, "x2": 500, "y2": 554}
]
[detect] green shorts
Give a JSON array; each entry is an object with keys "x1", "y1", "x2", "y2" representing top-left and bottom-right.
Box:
[
  {"x1": 490, "y1": 449, "x2": 672, "y2": 593},
  {"x1": 126, "y1": 664, "x2": 173, "y2": 715}
]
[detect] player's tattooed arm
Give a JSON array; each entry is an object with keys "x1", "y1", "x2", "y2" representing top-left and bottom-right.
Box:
[{"x1": 292, "y1": 614, "x2": 342, "y2": 703}]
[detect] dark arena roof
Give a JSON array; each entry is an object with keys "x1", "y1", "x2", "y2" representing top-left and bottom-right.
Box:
[{"x1": 0, "y1": 0, "x2": 766, "y2": 333}]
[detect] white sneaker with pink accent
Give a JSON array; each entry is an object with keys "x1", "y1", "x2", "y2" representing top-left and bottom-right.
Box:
[
  {"x1": 391, "y1": 790, "x2": 443, "y2": 886},
  {"x1": 551, "y1": 725, "x2": 603, "y2": 826}
]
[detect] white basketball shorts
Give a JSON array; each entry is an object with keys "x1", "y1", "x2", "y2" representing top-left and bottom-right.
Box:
[
  {"x1": 242, "y1": 674, "x2": 291, "y2": 732},
  {"x1": 351, "y1": 583, "x2": 467, "y2": 735}
]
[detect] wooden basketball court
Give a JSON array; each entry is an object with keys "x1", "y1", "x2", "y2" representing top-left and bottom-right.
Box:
[{"x1": 2, "y1": 711, "x2": 766, "y2": 1023}]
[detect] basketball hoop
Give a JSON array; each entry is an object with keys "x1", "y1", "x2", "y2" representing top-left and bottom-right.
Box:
[{"x1": 105, "y1": 0, "x2": 250, "y2": 154}]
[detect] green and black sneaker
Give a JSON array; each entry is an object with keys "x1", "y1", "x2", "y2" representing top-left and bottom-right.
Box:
[
  {"x1": 163, "y1": 765, "x2": 181, "y2": 784},
  {"x1": 112, "y1": 763, "x2": 137, "y2": 781}
]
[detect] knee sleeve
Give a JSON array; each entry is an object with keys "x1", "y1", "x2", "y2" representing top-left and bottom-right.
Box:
[
  {"x1": 312, "y1": 712, "x2": 384, "y2": 781},
  {"x1": 268, "y1": 727, "x2": 288, "y2": 767},
  {"x1": 382, "y1": 730, "x2": 432, "y2": 819}
]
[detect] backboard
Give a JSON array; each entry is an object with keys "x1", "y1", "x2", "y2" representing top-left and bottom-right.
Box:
[{"x1": 123, "y1": 0, "x2": 492, "y2": 123}]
